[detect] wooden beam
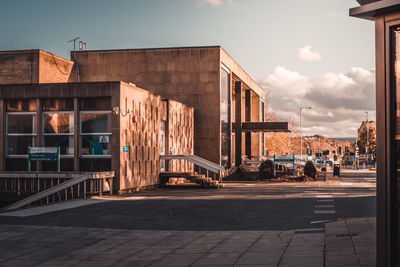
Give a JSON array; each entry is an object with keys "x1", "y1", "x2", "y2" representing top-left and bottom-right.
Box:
[{"x1": 234, "y1": 81, "x2": 242, "y2": 166}]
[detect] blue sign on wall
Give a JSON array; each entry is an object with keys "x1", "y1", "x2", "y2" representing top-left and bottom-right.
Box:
[{"x1": 123, "y1": 146, "x2": 130, "y2": 152}]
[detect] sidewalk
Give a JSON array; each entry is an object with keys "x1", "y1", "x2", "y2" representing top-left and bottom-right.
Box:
[{"x1": 0, "y1": 217, "x2": 375, "y2": 267}]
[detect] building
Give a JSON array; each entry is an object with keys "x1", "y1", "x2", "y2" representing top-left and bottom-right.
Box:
[
  {"x1": 67, "y1": 46, "x2": 287, "y2": 167},
  {"x1": 350, "y1": 1, "x2": 400, "y2": 265},
  {"x1": 0, "y1": 47, "x2": 287, "y2": 192}
]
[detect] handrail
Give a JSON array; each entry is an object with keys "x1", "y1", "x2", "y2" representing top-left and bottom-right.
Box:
[
  {"x1": 160, "y1": 154, "x2": 225, "y2": 174},
  {"x1": 2, "y1": 172, "x2": 108, "y2": 211}
]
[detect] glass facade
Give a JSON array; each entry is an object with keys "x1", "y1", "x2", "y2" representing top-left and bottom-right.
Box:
[{"x1": 220, "y1": 66, "x2": 230, "y2": 168}]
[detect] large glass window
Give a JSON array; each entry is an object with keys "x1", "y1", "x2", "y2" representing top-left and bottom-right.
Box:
[
  {"x1": 80, "y1": 111, "x2": 112, "y2": 156},
  {"x1": 7, "y1": 112, "x2": 36, "y2": 156},
  {"x1": 393, "y1": 27, "x2": 400, "y2": 204},
  {"x1": 43, "y1": 112, "x2": 74, "y2": 155},
  {"x1": 221, "y1": 65, "x2": 231, "y2": 168}
]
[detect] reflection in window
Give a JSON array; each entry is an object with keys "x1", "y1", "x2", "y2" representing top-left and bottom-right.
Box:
[
  {"x1": 42, "y1": 99, "x2": 73, "y2": 111},
  {"x1": 221, "y1": 66, "x2": 230, "y2": 168},
  {"x1": 80, "y1": 111, "x2": 111, "y2": 156},
  {"x1": 7, "y1": 99, "x2": 37, "y2": 112},
  {"x1": 43, "y1": 112, "x2": 74, "y2": 155},
  {"x1": 393, "y1": 27, "x2": 400, "y2": 194},
  {"x1": 7, "y1": 113, "x2": 36, "y2": 156}
]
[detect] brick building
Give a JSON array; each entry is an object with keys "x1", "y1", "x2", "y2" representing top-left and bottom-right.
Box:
[{"x1": 0, "y1": 46, "x2": 287, "y2": 192}]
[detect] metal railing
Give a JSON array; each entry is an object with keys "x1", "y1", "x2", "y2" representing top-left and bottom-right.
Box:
[
  {"x1": 160, "y1": 155, "x2": 225, "y2": 181},
  {"x1": 0, "y1": 171, "x2": 114, "y2": 212}
]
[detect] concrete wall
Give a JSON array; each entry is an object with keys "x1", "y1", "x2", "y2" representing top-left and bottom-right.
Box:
[
  {"x1": 167, "y1": 99, "x2": 194, "y2": 172},
  {"x1": 118, "y1": 82, "x2": 161, "y2": 192},
  {"x1": 0, "y1": 50, "x2": 39, "y2": 84},
  {"x1": 0, "y1": 50, "x2": 73, "y2": 85},
  {"x1": 72, "y1": 47, "x2": 221, "y2": 164}
]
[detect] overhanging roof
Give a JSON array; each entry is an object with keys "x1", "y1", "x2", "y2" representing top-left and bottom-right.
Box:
[
  {"x1": 233, "y1": 122, "x2": 290, "y2": 133},
  {"x1": 350, "y1": 0, "x2": 400, "y2": 20}
]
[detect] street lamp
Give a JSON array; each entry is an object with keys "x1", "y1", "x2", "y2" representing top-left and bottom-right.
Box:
[
  {"x1": 300, "y1": 106, "x2": 312, "y2": 157},
  {"x1": 365, "y1": 111, "x2": 369, "y2": 164}
]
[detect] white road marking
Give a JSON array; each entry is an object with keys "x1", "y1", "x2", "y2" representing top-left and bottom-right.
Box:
[
  {"x1": 314, "y1": 210, "x2": 336, "y2": 214},
  {"x1": 316, "y1": 195, "x2": 333, "y2": 198},
  {"x1": 341, "y1": 182, "x2": 353, "y2": 185},
  {"x1": 310, "y1": 220, "x2": 332, "y2": 224}
]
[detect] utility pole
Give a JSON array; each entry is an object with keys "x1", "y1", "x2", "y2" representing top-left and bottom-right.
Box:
[
  {"x1": 365, "y1": 111, "x2": 369, "y2": 164},
  {"x1": 300, "y1": 106, "x2": 312, "y2": 159}
]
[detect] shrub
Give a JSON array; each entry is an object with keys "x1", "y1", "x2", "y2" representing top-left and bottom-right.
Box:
[
  {"x1": 259, "y1": 159, "x2": 274, "y2": 179},
  {"x1": 304, "y1": 161, "x2": 317, "y2": 179}
]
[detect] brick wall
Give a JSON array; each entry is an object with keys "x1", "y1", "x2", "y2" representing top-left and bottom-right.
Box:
[
  {"x1": 72, "y1": 47, "x2": 221, "y2": 165},
  {"x1": 0, "y1": 51, "x2": 39, "y2": 84}
]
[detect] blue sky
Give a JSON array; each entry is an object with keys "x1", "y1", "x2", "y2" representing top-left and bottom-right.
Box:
[{"x1": 0, "y1": 0, "x2": 375, "y2": 137}]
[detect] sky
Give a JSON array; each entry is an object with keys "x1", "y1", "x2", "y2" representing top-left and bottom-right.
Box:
[{"x1": 0, "y1": 0, "x2": 375, "y2": 137}]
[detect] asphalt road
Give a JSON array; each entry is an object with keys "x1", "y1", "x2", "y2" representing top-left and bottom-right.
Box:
[{"x1": 0, "y1": 170, "x2": 376, "y2": 266}]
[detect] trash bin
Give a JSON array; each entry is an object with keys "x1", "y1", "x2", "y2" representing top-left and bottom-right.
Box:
[{"x1": 333, "y1": 164, "x2": 340, "y2": 177}]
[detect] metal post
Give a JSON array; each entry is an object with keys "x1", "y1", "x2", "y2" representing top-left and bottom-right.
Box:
[
  {"x1": 273, "y1": 155, "x2": 276, "y2": 176},
  {"x1": 293, "y1": 154, "x2": 295, "y2": 176},
  {"x1": 57, "y1": 146, "x2": 60, "y2": 173},
  {"x1": 28, "y1": 146, "x2": 31, "y2": 172}
]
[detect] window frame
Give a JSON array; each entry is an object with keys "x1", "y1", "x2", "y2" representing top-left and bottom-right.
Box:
[
  {"x1": 42, "y1": 111, "x2": 74, "y2": 158},
  {"x1": 6, "y1": 111, "x2": 37, "y2": 158},
  {"x1": 79, "y1": 110, "x2": 112, "y2": 158}
]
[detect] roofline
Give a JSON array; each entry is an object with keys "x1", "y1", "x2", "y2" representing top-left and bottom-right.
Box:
[
  {"x1": 0, "y1": 49, "x2": 73, "y2": 64},
  {"x1": 350, "y1": 0, "x2": 400, "y2": 20},
  {"x1": 0, "y1": 81, "x2": 124, "y2": 87},
  {"x1": 219, "y1": 47, "x2": 265, "y2": 99},
  {"x1": 71, "y1": 45, "x2": 221, "y2": 54}
]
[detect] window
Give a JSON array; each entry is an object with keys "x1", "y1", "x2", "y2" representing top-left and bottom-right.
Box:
[
  {"x1": 7, "y1": 112, "x2": 36, "y2": 156},
  {"x1": 80, "y1": 111, "x2": 112, "y2": 156},
  {"x1": 220, "y1": 65, "x2": 231, "y2": 168},
  {"x1": 43, "y1": 112, "x2": 74, "y2": 155}
]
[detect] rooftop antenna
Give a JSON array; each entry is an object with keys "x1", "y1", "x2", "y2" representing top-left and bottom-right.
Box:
[{"x1": 68, "y1": 36, "x2": 80, "y2": 60}]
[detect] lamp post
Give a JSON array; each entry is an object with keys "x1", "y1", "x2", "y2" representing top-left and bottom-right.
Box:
[
  {"x1": 300, "y1": 106, "x2": 312, "y2": 157},
  {"x1": 365, "y1": 111, "x2": 369, "y2": 164}
]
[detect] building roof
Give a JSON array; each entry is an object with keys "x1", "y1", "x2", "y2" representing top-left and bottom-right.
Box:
[{"x1": 350, "y1": 0, "x2": 400, "y2": 20}]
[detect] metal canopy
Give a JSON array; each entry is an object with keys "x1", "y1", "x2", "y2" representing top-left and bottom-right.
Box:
[
  {"x1": 350, "y1": 0, "x2": 400, "y2": 20},
  {"x1": 232, "y1": 122, "x2": 290, "y2": 133}
]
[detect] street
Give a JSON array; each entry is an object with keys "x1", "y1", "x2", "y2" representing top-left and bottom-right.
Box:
[{"x1": 0, "y1": 170, "x2": 376, "y2": 266}]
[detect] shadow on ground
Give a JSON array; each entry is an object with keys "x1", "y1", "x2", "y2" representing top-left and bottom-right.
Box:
[{"x1": 0, "y1": 196, "x2": 375, "y2": 231}]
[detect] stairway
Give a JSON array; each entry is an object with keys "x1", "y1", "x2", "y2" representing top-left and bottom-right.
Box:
[{"x1": 159, "y1": 172, "x2": 223, "y2": 189}]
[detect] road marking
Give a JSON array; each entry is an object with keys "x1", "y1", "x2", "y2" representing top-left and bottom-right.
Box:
[
  {"x1": 316, "y1": 195, "x2": 333, "y2": 198},
  {"x1": 315, "y1": 205, "x2": 335, "y2": 208},
  {"x1": 341, "y1": 182, "x2": 353, "y2": 185},
  {"x1": 310, "y1": 220, "x2": 332, "y2": 224},
  {"x1": 314, "y1": 210, "x2": 336, "y2": 214}
]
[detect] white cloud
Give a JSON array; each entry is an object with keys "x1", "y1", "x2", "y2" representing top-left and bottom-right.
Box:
[
  {"x1": 297, "y1": 45, "x2": 322, "y2": 62},
  {"x1": 196, "y1": 0, "x2": 238, "y2": 7},
  {"x1": 260, "y1": 66, "x2": 376, "y2": 137}
]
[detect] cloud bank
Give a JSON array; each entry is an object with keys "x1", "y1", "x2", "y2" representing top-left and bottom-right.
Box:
[
  {"x1": 297, "y1": 45, "x2": 322, "y2": 62},
  {"x1": 260, "y1": 66, "x2": 375, "y2": 137}
]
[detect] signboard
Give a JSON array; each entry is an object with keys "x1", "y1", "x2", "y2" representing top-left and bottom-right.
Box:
[
  {"x1": 28, "y1": 147, "x2": 60, "y2": 172},
  {"x1": 123, "y1": 146, "x2": 130, "y2": 152},
  {"x1": 99, "y1": 136, "x2": 109, "y2": 143},
  {"x1": 273, "y1": 154, "x2": 296, "y2": 176}
]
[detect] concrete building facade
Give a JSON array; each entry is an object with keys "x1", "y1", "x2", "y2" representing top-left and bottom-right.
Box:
[{"x1": 68, "y1": 46, "x2": 266, "y2": 167}]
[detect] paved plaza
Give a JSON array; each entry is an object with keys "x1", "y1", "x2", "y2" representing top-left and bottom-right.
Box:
[{"x1": 0, "y1": 170, "x2": 376, "y2": 266}]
